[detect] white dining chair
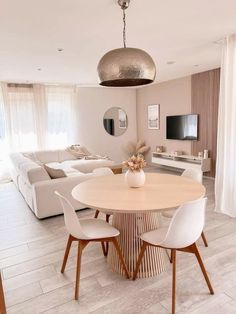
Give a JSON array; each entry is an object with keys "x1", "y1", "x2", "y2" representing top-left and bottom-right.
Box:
[
  {"x1": 55, "y1": 191, "x2": 129, "y2": 300},
  {"x1": 162, "y1": 168, "x2": 208, "y2": 247},
  {"x1": 93, "y1": 167, "x2": 114, "y2": 223},
  {"x1": 133, "y1": 197, "x2": 214, "y2": 314}
]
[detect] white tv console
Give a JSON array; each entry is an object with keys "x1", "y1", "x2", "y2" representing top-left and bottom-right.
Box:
[{"x1": 152, "y1": 152, "x2": 211, "y2": 172}]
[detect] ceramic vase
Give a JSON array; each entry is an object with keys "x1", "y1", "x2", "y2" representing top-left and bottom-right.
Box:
[{"x1": 125, "y1": 169, "x2": 146, "y2": 188}]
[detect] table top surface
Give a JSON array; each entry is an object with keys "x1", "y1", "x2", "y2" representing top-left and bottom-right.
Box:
[{"x1": 72, "y1": 173, "x2": 206, "y2": 213}]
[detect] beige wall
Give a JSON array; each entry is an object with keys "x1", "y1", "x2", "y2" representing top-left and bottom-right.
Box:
[
  {"x1": 76, "y1": 87, "x2": 137, "y2": 163},
  {"x1": 136, "y1": 76, "x2": 192, "y2": 163}
]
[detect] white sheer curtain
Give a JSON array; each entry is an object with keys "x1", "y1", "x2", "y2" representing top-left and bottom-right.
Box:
[
  {"x1": 0, "y1": 83, "x2": 78, "y2": 182},
  {"x1": 0, "y1": 84, "x2": 10, "y2": 182},
  {"x1": 45, "y1": 86, "x2": 77, "y2": 148},
  {"x1": 215, "y1": 34, "x2": 236, "y2": 217},
  {"x1": 6, "y1": 84, "x2": 38, "y2": 152}
]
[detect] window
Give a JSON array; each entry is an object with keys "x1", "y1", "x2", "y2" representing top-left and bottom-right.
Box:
[{"x1": 46, "y1": 86, "x2": 76, "y2": 148}]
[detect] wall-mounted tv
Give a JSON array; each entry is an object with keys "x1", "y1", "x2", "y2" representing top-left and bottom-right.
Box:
[{"x1": 166, "y1": 114, "x2": 198, "y2": 140}]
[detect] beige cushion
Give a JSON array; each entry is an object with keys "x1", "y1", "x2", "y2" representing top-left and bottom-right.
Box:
[
  {"x1": 62, "y1": 159, "x2": 115, "y2": 173},
  {"x1": 34, "y1": 150, "x2": 60, "y2": 164},
  {"x1": 58, "y1": 150, "x2": 77, "y2": 162},
  {"x1": 44, "y1": 164, "x2": 67, "y2": 179},
  {"x1": 66, "y1": 145, "x2": 91, "y2": 159}
]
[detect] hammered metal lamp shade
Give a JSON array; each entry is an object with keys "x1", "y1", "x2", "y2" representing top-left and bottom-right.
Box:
[{"x1": 97, "y1": 47, "x2": 156, "y2": 87}]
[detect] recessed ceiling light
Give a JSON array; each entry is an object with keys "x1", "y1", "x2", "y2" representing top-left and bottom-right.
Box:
[
  {"x1": 167, "y1": 61, "x2": 175, "y2": 65},
  {"x1": 57, "y1": 48, "x2": 64, "y2": 52}
]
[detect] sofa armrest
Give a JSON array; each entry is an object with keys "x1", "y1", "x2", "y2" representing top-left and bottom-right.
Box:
[{"x1": 32, "y1": 173, "x2": 94, "y2": 218}]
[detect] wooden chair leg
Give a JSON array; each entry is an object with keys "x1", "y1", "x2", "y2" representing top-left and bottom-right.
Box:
[
  {"x1": 105, "y1": 242, "x2": 109, "y2": 256},
  {"x1": 105, "y1": 214, "x2": 111, "y2": 255},
  {"x1": 61, "y1": 235, "x2": 73, "y2": 273},
  {"x1": 75, "y1": 240, "x2": 89, "y2": 300},
  {"x1": 101, "y1": 241, "x2": 107, "y2": 257},
  {"x1": 133, "y1": 242, "x2": 148, "y2": 280},
  {"x1": 94, "y1": 210, "x2": 99, "y2": 218},
  {"x1": 112, "y1": 238, "x2": 130, "y2": 279},
  {"x1": 170, "y1": 249, "x2": 174, "y2": 264},
  {"x1": 171, "y1": 249, "x2": 176, "y2": 314},
  {"x1": 201, "y1": 232, "x2": 208, "y2": 247},
  {"x1": 0, "y1": 272, "x2": 6, "y2": 314},
  {"x1": 166, "y1": 249, "x2": 172, "y2": 263},
  {"x1": 192, "y1": 243, "x2": 214, "y2": 295},
  {"x1": 106, "y1": 214, "x2": 111, "y2": 223}
]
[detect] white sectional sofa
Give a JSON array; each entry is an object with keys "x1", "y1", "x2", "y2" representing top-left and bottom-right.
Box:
[{"x1": 10, "y1": 149, "x2": 114, "y2": 218}]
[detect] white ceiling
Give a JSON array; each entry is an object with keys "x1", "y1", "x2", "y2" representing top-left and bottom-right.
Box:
[{"x1": 0, "y1": 0, "x2": 236, "y2": 86}]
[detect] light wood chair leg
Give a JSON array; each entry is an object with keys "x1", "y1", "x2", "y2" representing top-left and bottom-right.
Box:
[
  {"x1": 101, "y1": 241, "x2": 107, "y2": 257},
  {"x1": 192, "y1": 243, "x2": 214, "y2": 294},
  {"x1": 166, "y1": 249, "x2": 172, "y2": 263},
  {"x1": 105, "y1": 214, "x2": 111, "y2": 255},
  {"x1": 61, "y1": 235, "x2": 73, "y2": 273},
  {"x1": 170, "y1": 249, "x2": 174, "y2": 264},
  {"x1": 0, "y1": 272, "x2": 6, "y2": 314},
  {"x1": 105, "y1": 242, "x2": 109, "y2": 256},
  {"x1": 75, "y1": 240, "x2": 88, "y2": 300},
  {"x1": 171, "y1": 249, "x2": 176, "y2": 314},
  {"x1": 112, "y1": 238, "x2": 130, "y2": 279},
  {"x1": 201, "y1": 232, "x2": 208, "y2": 247},
  {"x1": 106, "y1": 214, "x2": 111, "y2": 223},
  {"x1": 133, "y1": 242, "x2": 148, "y2": 280},
  {"x1": 94, "y1": 210, "x2": 99, "y2": 218}
]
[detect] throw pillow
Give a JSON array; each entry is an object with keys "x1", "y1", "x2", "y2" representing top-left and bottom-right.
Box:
[
  {"x1": 44, "y1": 165, "x2": 67, "y2": 179},
  {"x1": 66, "y1": 145, "x2": 91, "y2": 159}
]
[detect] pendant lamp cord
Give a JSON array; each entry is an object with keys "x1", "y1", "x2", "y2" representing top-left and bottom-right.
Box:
[{"x1": 123, "y1": 8, "x2": 126, "y2": 48}]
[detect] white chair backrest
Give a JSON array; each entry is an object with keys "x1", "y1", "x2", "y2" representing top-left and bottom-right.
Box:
[
  {"x1": 161, "y1": 198, "x2": 207, "y2": 249},
  {"x1": 93, "y1": 167, "x2": 114, "y2": 176},
  {"x1": 55, "y1": 191, "x2": 88, "y2": 239},
  {"x1": 182, "y1": 168, "x2": 202, "y2": 183}
]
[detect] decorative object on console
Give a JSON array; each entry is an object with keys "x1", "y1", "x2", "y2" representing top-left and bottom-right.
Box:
[
  {"x1": 123, "y1": 155, "x2": 146, "y2": 188},
  {"x1": 97, "y1": 0, "x2": 156, "y2": 87},
  {"x1": 173, "y1": 151, "x2": 182, "y2": 156},
  {"x1": 198, "y1": 152, "x2": 203, "y2": 158},
  {"x1": 148, "y1": 104, "x2": 160, "y2": 129},
  {"x1": 156, "y1": 146, "x2": 164, "y2": 153},
  {"x1": 203, "y1": 149, "x2": 209, "y2": 159},
  {"x1": 123, "y1": 139, "x2": 150, "y2": 158}
]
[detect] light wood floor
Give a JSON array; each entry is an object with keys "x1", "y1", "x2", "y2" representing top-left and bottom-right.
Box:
[{"x1": 0, "y1": 169, "x2": 236, "y2": 314}]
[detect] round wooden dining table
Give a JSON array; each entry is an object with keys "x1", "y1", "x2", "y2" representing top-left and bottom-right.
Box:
[{"x1": 72, "y1": 173, "x2": 205, "y2": 278}]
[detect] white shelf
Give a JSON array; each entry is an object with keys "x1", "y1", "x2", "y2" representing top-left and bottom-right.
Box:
[{"x1": 152, "y1": 152, "x2": 211, "y2": 172}]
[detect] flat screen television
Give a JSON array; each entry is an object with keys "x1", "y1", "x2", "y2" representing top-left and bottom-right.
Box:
[{"x1": 166, "y1": 114, "x2": 198, "y2": 140}]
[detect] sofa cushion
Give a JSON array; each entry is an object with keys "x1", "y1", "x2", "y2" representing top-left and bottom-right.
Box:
[
  {"x1": 61, "y1": 159, "x2": 115, "y2": 173},
  {"x1": 44, "y1": 164, "x2": 67, "y2": 179},
  {"x1": 58, "y1": 150, "x2": 77, "y2": 162},
  {"x1": 34, "y1": 150, "x2": 60, "y2": 164},
  {"x1": 66, "y1": 145, "x2": 91, "y2": 159}
]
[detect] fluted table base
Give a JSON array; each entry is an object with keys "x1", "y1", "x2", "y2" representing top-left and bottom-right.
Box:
[{"x1": 108, "y1": 213, "x2": 169, "y2": 278}]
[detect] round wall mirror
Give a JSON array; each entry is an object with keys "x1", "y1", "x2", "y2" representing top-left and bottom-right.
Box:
[{"x1": 103, "y1": 107, "x2": 128, "y2": 136}]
